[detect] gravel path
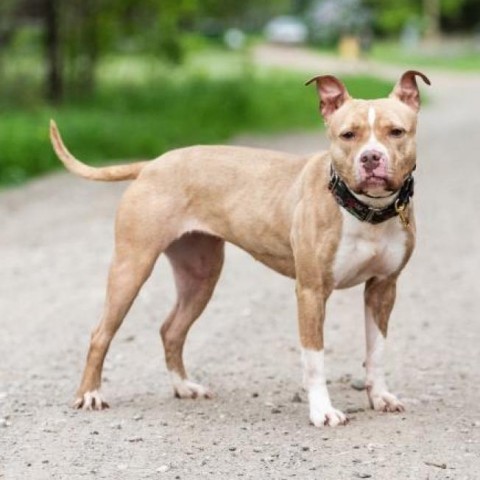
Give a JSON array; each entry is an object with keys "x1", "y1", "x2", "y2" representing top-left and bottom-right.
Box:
[{"x1": 1, "y1": 49, "x2": 479, "y2": 479}]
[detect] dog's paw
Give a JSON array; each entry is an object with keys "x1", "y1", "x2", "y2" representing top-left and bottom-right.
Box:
[
  {"x1": 170, "y1": 373, "x2": 213, "y2": 399},
  {"x1": 368, "y1": 390, "x2": 405, "y2": 413},
  {"x1": 309, "y1": 406, "x2": 348, "y2": 427},
  {"x1": 174, "y1": 380, "x2": 213, "y2": 399},
  {"x1": 73, "y1": 389, "x2": 110, "y2": 411}
]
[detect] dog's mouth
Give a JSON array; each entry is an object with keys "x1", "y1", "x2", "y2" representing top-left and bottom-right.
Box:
[{"x1": 355, "y1": 175, "x2": 395, "y2": 197}]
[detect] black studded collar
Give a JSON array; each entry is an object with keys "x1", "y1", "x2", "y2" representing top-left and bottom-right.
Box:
[{"x1": 328, "y1": 167, "x2": 415, "y2": 225}]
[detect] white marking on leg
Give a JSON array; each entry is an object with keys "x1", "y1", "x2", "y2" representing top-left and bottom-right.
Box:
[
  {"x1": 365, "y1": 307, "x2": 387, "y2": 389},
  {"x1": 302, "y1": 349, "x2": 347, "y2": 427},
  {"x1": 74, "y1": 389, "x2": 109, "y2": 411},
  {"x1": 169, "y1": 371, "x2": 213, "y2": 399},
  {"x1": 365, "y1": 308, "x2": 405, "y2": 412}
]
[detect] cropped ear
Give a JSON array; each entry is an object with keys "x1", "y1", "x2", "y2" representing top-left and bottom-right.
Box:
[
  {"x1": 305, "y1": 75, "x2": 351, "y2": 121},
  {"x1": 390, "y1": 70, "x2": 431, "y2": 112}
]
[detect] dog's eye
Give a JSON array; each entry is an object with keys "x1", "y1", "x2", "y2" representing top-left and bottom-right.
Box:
[
  {"x1": 390, "y1": 128, "x2": 405, "y2": 138},
  {"x1": 340, "y1": 131, "x2": 356, "y2": 140}
]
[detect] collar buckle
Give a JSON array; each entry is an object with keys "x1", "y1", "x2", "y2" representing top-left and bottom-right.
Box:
[
  {"x1": 328, "y1": 171, "x2": 339, "y2": 191},
  {"x1": 363, "y1": 208, "x2": 376, "y2": 223},
  {"x1": 394, "y1": 199, "x2": 410, "y2": 227}
]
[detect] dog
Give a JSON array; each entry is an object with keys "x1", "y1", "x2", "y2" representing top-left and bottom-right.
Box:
[{"x1": 50, "y1": 70, "x2": 430, "y2": 427}]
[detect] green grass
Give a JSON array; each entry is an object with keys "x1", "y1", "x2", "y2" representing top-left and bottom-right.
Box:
[
  {"x1": 0, "y1": 50, "x2": 393, "y2": 186},
  {"x1": 370, "y1": 41, "x2": 480, "y2": 71}
]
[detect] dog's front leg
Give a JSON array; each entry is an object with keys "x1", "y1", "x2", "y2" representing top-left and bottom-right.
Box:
[
  {"x1": 296, "y1": 283, "x2": 348, "y2": 427},
  {"x1": 364, "y1": 277, "x2": 405, "y2": 412}
]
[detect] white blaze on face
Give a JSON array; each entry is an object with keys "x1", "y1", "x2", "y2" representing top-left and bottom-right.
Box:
[
  {"x1": 356, "y1": 106, "x2": 389, "y2": 163},
  {"x1": 368, "y1": 105, "x2": 376, "y2": 128}
]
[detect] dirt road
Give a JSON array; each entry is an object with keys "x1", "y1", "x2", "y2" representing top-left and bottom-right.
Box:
[{"x1": 1, "y1": 50, "x2": 479, "y2": 479}]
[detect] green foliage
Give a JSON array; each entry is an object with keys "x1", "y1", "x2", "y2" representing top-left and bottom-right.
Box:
[
  {"x1": 366, "y1": 0, "x2": 471, "y2": 34},
  {"x1": 0, "y1": 67, "x2": 391, "y2": 186},
  {"x1": 366, "y1": 0, "x2": 421, "y2": 34},
  {"x1": 441, "y1": 0, "x2": 467, "y2": 17},
  {"x1": 371, "y1": 40, "x2": 480, "y2": 70}
]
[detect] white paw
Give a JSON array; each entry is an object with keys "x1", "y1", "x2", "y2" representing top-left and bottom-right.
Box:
[
  {"x1": 368, "y1": 389, "x2": 405, "y2": 413},
  {"x1": 174, "y1": 380, "x2": 213, "y2": 399},
  {"x1": 310, "y1": 406, "x2": 348, "y2": 427},
  {"x1": 170, "y1": 372, "x2": 213, "y2": 399},
  {"x1": 73, "y1": 389, "x2": 109, "y2": 410}
]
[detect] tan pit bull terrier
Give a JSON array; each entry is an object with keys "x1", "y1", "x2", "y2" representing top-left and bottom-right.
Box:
[{"x1": 50, "y1": 70, "x2": 430, "y2": 427}]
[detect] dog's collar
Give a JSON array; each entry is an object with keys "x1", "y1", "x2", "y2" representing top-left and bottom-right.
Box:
[{"x1": 328, "y1": 167, "x2": 415, "y2": 225}]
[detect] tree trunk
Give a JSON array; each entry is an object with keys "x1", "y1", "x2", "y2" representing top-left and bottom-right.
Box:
[
  {"x1": 423, "y1": 0, "x2": 441, "y2": 41},
  {"x1": 80, "y1": 0, "x2": 98, "y2": 95},
  {"x1": 44, "y1": 0, "x2": 63, "y2": 103}
]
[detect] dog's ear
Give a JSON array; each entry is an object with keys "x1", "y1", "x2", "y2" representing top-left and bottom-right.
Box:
[
  {"x1": 390, "y1": 70, "x2": 431, "y2": 112},
  {"x1": 305, "y1": 75, "x2": 351, "y2": 121}
]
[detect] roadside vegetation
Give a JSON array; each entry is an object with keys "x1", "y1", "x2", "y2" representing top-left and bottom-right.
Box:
[
  {"x1": 2, "y1": 0, "x2": 476, "y2": 186},
  {"x1": 369, "y1": 40, "x2": 480, "y2": 71},
  {"x1": 0, "y1": 46, "x2": 391, "y2": 186}
]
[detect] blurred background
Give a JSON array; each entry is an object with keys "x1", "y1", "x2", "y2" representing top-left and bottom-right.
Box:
[{"x1": 0, "y1": 0, "x2": 479, "y2": 185}]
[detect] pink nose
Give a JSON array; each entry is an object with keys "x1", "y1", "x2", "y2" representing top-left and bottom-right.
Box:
[{"x1": 360, "y1": 150, "x2": 384, "y2": 173}]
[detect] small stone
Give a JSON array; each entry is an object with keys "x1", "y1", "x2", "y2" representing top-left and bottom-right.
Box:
[
  {"x1": 424, "y1": 461, "x2": 447, "y2": 469},
  {"x1": 133, "y1": 414, "x2": 143, "y2": 421},
  {"x1": 346, "y1": 406, "x2": 366, "y2": 414},
  {"x1": 301, "y1": 446, "x2": 310, "y2": 451},
  {"x1": 0, "y1": 418, "x2": 9, "y2": 427},
  {"x1": 252, "y1": 392, "x2": 259, "y2": 398},
  {"x1": 229, "y1": 447, "x2": 237, "y2": 451},
  {"x1": 157, "y1": 465, "x2": 170, "y2": 473},
  {"x1": 351, "y1": 379, "x2": 366, "y2": 391},
  {"x1": 291, "y1": 392, "x2": 303, "y2": 403},
  {"x1": 355, "y1": 474, "x2": 372, "y2": 479},
  {"x1": 271, "y1": 408, "x2": 281, "y2": 414},
  {"x1": 127, "y1": 436, "x2": 143, "y2": 443}
]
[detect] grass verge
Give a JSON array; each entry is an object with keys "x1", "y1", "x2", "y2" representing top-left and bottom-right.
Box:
[
  {"x1": 0, "y1": 69, "x2": 392, "y2": 186},
  {"x1": 370, "y1": 41, "x2": 480, "y2": 71}
]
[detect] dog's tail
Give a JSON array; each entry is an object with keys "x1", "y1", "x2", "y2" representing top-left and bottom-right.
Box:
[{"x1": 49, "y1": 120, "x2": 149, "y2": 182}]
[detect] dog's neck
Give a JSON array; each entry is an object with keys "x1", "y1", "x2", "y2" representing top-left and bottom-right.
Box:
[{"x1": 327, "y1": 166, "x2": 415, "y2": 225}]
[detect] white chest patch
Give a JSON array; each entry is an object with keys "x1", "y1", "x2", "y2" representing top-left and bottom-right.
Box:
[{"x1": 332, "y1": 209, "x2": 408, "y2": 289}]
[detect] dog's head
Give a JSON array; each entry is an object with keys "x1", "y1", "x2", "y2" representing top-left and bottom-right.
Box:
[{"x1": 307, "y1": 71, "x2": 430, "y2": 199}]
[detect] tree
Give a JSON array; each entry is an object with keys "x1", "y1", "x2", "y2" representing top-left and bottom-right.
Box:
[
  {"x1": 44, "y1": 0, "x2": 63, "y2": 103},
  {"x1": 366, "y1": 0, "x2": 470, "y2": 36}
]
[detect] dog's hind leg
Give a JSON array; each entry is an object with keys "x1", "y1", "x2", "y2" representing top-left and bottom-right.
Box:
[
  {"x1": 161, "y1": 232, "x2": 225, "y2": 399},
  {"x1": 74, "y1": 184, "x2": 176, "y2": 410}
]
